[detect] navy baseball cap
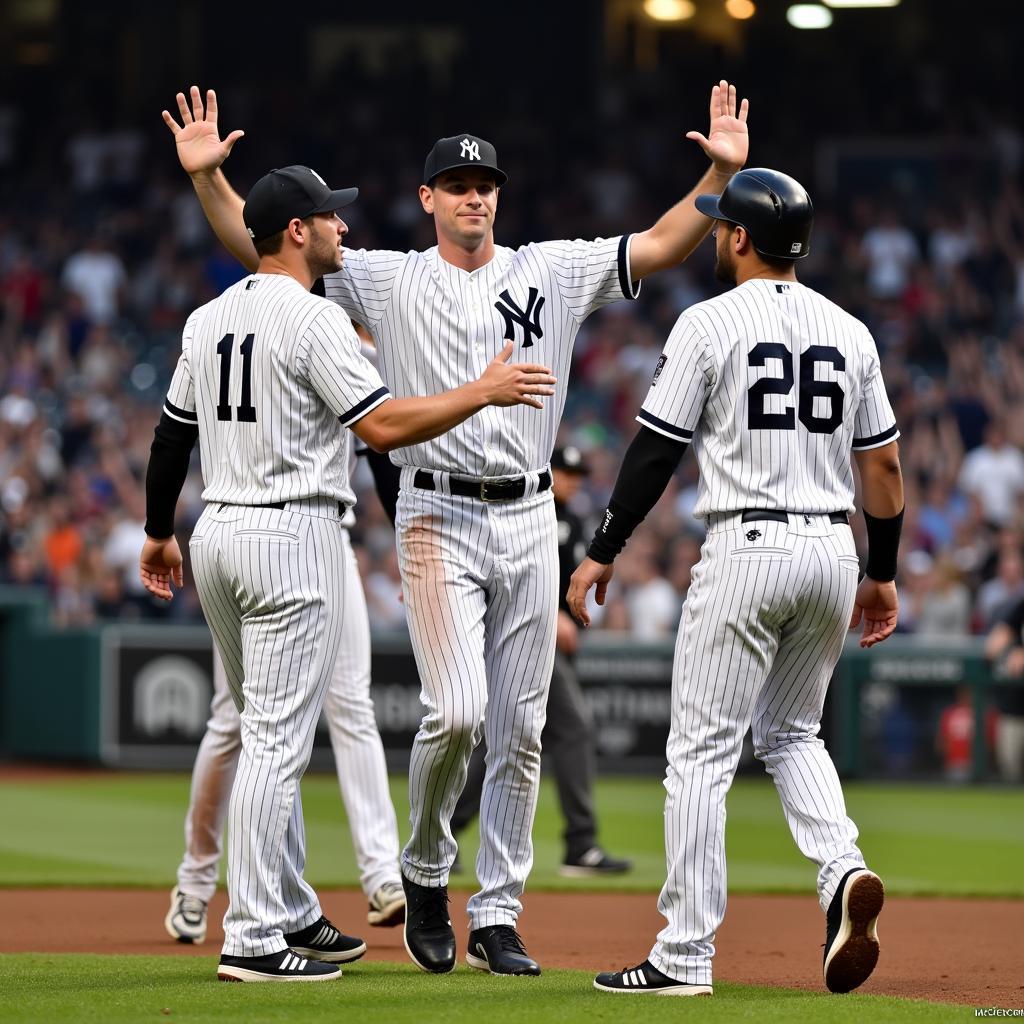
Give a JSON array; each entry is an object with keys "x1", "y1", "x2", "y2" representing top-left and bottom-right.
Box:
[
  {"x1": 551, "y1": 446, "x2": 590, "y2": 475},
  {"x1": 243, "y1": 165, "x2": 358, "y2": 244},
  {"x1": 423, "y1": 134, "x2": 508, "y2": 187}
]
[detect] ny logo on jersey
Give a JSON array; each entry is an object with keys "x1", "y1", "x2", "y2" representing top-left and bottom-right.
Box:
[
  {"x1": 460, "y1": 138, "x2": 481, "y2": 161},
  {"x1": 494, "y1": 287, "x2": 545, "y2": 348},
  {"x1": 745, "y1": 529, "x2": 761, "y2": 541}
]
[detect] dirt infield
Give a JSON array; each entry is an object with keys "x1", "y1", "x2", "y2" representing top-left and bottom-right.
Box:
[{"x1": 1, "y1": 888, "x2": 1019, "y2": 1005}]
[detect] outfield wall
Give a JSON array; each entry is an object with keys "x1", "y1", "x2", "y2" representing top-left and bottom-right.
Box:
[{"x1": 0, "y1": 586, "x2": 1018, "y2": 780}]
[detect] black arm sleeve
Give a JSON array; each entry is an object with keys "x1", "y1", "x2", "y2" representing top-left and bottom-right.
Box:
[
  {"x1": 586, "y1": 426, "x2": 688, "y2": 564},
  {"x1": 863, "y1": 506, "x2": 904, "y2": 583},
  {"x1": 144, "y1": 412, "x2": 199, "y2": 538},
  {"x1": 358, "y1": 447, "x2": 401, "y2": 527}
]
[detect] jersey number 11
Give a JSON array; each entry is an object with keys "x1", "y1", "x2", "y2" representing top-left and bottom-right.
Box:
[{"x1": 216, "y1": 333, "x2": 257, "y2": 422}]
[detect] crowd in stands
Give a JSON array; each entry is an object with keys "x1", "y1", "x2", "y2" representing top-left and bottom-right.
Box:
[{"x1": 3, "y1": 60, "x2": 1024, "y2": 641}]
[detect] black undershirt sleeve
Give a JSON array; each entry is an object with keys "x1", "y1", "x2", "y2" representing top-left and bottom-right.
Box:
[
  {"x1": 586, "y1": 426, "x2": 689, "y2": 564},
  {"x1": 357, "y1": 447, "x2": 401, "y2": 527},
  {"x1": 144, "y1": 412, "x2": 199, "y2": 538}
]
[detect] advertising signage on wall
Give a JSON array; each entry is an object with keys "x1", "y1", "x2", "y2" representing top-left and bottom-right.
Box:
[{"x1": 99, "y1": 627, "x2": 677, "y2": 771}]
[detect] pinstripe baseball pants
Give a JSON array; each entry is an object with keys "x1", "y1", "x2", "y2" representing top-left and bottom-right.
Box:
[
  {"x1": 176, "y1": 528, "x2": 402, "y2": 905},
  {"x1": 190, "y1": 499, "x2": 347, "y2": 958},
  {"x1": 650, "y1": 513, "x2": 867, "y2": 985},
  {"x1": 396, "y1": 477, "x2": 558, "y2": 929}
]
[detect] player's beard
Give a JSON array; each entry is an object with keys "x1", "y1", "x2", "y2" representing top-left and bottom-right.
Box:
[
  {"x1": 307, "y1": 228, "x2": 344, "y2": 279},
  {"x1": 714, "y1": 247, "x2": 737, "y2": 285}
]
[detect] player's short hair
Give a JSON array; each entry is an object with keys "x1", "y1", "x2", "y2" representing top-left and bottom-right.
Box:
[
  {"x1": 253, "y1": 216, "x2": 315, "y2": 257},
  {"x1": 254, "y1": 230, "x2": 287, "y2": 257}
]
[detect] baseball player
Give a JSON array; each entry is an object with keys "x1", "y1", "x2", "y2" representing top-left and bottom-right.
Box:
[
  {"x1": 164, "y1": 453, "x2": 407, "y2": 947},
  {"x1": 568, "y1": 169, "x2": 904, "y2": 996},
  {"x1": 140, "y1": 163, "x2": 556, "y2": 982},
  {"x1": 449, "y1": 446, "x2": 632, "y2": 877},
  {"x1": 161, "y1": 80, "x2": 749, "y2": 976}
]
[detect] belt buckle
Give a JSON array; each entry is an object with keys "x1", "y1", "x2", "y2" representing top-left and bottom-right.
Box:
[{"x1": 480, "y1": 479, "x2": 506, "y2": 502}]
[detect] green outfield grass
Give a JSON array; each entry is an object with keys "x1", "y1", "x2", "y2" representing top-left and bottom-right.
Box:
[
  {"x1": 0, "y1": 955, "x2": 971, "y2": 1023},
  {"x1": 0, "y1": 774, "x2": 1021, "y2": 896}
]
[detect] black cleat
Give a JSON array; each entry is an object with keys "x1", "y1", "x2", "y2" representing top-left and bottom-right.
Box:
[
  {"x1": 402, "y1": 873, "x2": 456, "y2": 973},
  {"x1": 466, "y1": 925, "x2": 541, "y2": 976},
  {"x1": 593, "y1": 958, "x2": 712, "y2": 996},
  {"x1": 823, "y1": 868, "x2": 884, "y2": 993},
  {"x1": 284, "y1": 915, "x2": 366, "y2": 963},
  {"x1": 559, "y1": 846, "x2": 633, "y2": 877},
  {"x1": 217, "y1": 948, "x2": 340, "y2": 983}
]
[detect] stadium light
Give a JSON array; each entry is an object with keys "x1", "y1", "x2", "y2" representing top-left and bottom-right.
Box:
[
  {"x1": 643, "y1": 0, "x2": 697, "y2": 21},
  {"x1": 823, "y1": 1, "x2": 900, "y2": 7},
  {"x1": 725, "y1": 0, "x2": 757, "y2": 19},
  {"x1": 786, "y1": 4, "x2": 833, "y2": 28}
]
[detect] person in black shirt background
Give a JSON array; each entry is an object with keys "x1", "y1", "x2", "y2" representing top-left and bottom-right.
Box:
[{"x1": 984, "y1": 594, "x2": 1024, "y2": 781}]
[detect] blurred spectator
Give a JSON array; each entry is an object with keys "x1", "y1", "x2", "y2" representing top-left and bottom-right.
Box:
[
  {"x1": 65, "y1": 123, "x2": 109, "y2": 195},
  {"x1": 861, "y1": 207, "x2": 919, "y2": 300},
  {"x1": 101, "y1": 492, "x2": 153, "y2": 618},
  {"x1": 917, "y1": 476, "x2": 967, "y2": 552},
  {"x1": 52, "y1": 562, "x2": 94, "y2": 628},
  {"x1": 984, "y1": 597, "x2": 1024, "y2": 782},
  {"x1": 42, "y1": 496, "x2": 83, "y2": 583},
  {"x1": 927, "y1": 207, "x2": 974, "y2": 284},
  {"x1": 976, "y1": 545, "x2": 1024, "y2": 629},
  {"x1": 915, "y1": 556, "x2": 972, "y2": 636},
  {"x1": 618, "y1": 546, "x2": 680, "y2": 640},
  {"x1": 2, "y1": 252, "x2": 45, "y2": 331},
  {"x1": 61, "y1": 234, "x2": 126, "y2": 325},
  {"x1": 896, "y1": 550, "x2": 934, "y2": 634},
  {"x1": 935, "y1": 686, "x2": 997, "y2": 783},
  {"x1": 957, "y1": 420, "x2": 1024, "y2": 527}
]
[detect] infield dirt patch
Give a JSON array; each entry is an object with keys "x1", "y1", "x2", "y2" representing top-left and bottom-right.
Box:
[{"x1": 0, "y1": 888, "x2": 1018, "y2": 1006}]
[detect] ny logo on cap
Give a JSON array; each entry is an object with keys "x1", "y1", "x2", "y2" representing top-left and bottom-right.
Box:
[
  {"x1": 460, "y1": 138, "x2": 481, "y2": 161},
  {"x1": 790, "y1": 242, "x2": 802, "y2": 254}
]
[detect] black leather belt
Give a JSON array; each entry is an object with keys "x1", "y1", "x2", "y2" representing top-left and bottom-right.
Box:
[
  {"x1": 217, "y1": 501, "x2": 349, "y2": 517},
  {"x1": 413, "y1": 469, "x2": 552, "y2": 502},
  {"x1": 741, "y1": 509, "x2": 849, "y2": 525}
]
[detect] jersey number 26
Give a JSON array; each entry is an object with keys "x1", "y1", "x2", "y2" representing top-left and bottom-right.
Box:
[{"x1": 747, "y1": 343, "x2": 844, "y2": 434}]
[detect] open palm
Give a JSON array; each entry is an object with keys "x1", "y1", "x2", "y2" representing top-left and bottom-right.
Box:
[
  {"x1": 162, "y1": 85, "x2": 244, "y2": 176},
  {"x1": 686, "y1": 80, "x2": 749, "y2": 174}
]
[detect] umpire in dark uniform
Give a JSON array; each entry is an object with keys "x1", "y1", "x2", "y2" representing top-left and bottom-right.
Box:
[{"x1": 451, "y1": 446, "x2": 632, "y2": 875}]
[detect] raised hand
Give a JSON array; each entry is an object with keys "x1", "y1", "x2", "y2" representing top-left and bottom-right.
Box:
[
  {"x1": 479, "y1": 341, "x2": 556, "y2": 409},
  {"x1": 140, "y1": 535, "x2": 184, "y2": 602},
  {"x1": 162, "y1": 85, "x2": 244, "y2": 177},
  {"x1": 686, "y1": 80, "x2": 749, "y2": 175},
  {"x1": 849, "y1": 576, "x2": 899, "y2": 648}
]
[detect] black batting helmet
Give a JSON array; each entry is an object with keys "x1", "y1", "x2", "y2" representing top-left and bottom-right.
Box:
[{"x1": 695, "y1": 168, "x2": 813, "y2": 260}]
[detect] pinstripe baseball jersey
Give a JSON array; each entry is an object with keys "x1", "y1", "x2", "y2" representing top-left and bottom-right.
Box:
[
  {"x1": 323, "y1": 237, "x2": 638, "y2": 475},
  {"x1": 637, "y1": 278, "x2": 899, "y2": 516},
  {"x1": 163, "y1": 273, "x2": 390, "y2": 506}
]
